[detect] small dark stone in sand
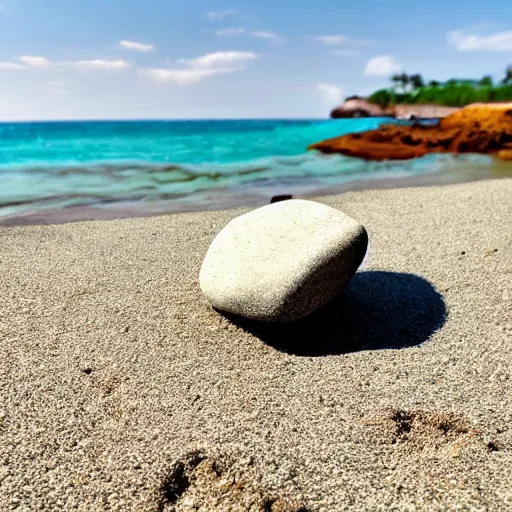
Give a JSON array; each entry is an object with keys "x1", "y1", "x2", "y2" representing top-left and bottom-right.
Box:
[{"x1": 270, "y1": 194, "x2": 293, "y2": 204}]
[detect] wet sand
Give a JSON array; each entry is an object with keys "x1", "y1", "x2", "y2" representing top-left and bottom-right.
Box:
[{"x1": 1, "y1": 179, "x2": 511, "y2": 510}]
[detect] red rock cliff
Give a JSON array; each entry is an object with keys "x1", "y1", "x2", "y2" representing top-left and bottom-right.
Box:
[{"x1": 312, "y1": 103, "x2": 512, "y2": 161}]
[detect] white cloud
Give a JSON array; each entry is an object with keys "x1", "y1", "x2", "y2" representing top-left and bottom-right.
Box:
[
  {"x1": 18, "y1": 55, "x2": 50, "y2": 67},
  {"x1": 215, "y1": 28, "x2": 286, "y2": 43},
  {"x1": 332, "y1": 49, "x2": 360, "y2": 56},
  {"x1": 207, "y1": 9, "x2": 238, "y2": 21},
  {"x1": 448, "y1": 29, "x2": 512, "y2": 51},
  {"x1": 139, "y1": 67, "x2": 235, "y2": 85},
  {"x1": 251, "y1": 31, "x2": 286, "y2": 43},
  {"x1": 313, "y1": 35, "x2": 348, "y2": 46},
  {"x1": 317, "y1": 84, "x2": 344, "y2": 104},
  {"x1": 180, "y1": 51, "x2": 257, "y2": 70},
  {"x1": 215, "y1": 27, "x2": 246, "y2": 36},
  {"x1": 141, "y1": 51, "x2": 258, "y2": 85},
  {"x1": 0, "y1": 62, "x2": 26, "y2": 70},
  {"x1": 1, "y1": 56, "x2": 132, "y2": 73},
  {"x1": 119, "y1": 40, "x2": 155, "y2": 53},
  {"x1": 0, "y1": 55, "x2": 132, "y2": 73},
  {"x1": 74, "y1": 59, "x2": 132, "y2": 70},
  {"x1": 364, "y1": 55, "x2": 401, "y2": 76}
]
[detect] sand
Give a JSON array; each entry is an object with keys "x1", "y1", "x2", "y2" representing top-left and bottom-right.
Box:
[{"x1": 0, "y1": 179, "x2": 511, "y2": 511}]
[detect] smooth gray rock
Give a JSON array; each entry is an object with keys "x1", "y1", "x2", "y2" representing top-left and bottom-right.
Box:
[{"x1": 200, "y1": 199, "x2": 368, "y2": 322}]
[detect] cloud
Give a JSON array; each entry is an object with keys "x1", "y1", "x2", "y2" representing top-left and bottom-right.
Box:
[
  {"x1": 364, "y1": 55, "x2": 401, "y2": 76},
  {"x1": 332, "y1": 49, "x2": 360, "y2": 56},
  {"x1": 179, "y1": 51, "x2": 257, "y2": 70},
  {"x1": 18, "y1": 55, "x2": 50, "y2": 67},
  {"x1": 119, "y1": 40, "x2": 155, "y2": 53},
  {"x1": 215, "y1": 28, "x2": 286, "y2": 43},
  {"x1": 0, "y1": 56, "x2": 131, "y2": 72},
  {"x1": 207, "y1": 10, "x2": 238, "y2": 21},
  {"x1": 141, "y1": 51, "x2": 258, "y2": 85},
  {"x1": 215, "y1": 27, "x2": 246, "y2": 36},
  {"x1": 448, "y1": 29, "x2": 512, "y2": 51},
  {"x1": 73, "y1": 59, "x2": 132, "y2": 70},
  {"x1": 0, "y1": 62, "x2": 26, "y2": 70},
  {"x1": 312, "y1": 35, "x2": 348, "y2": 46},
  {"x1": 317, "y1": 84, "x2": 343, "y2": 104},
  {"x1": 139, "y1": 67, "x2": 235, "y2": 85},
  {"x1": 251, "y1": 31, "x2": 286, "y2": 43}
]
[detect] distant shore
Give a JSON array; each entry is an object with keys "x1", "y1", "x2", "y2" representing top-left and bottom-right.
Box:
[
  {"x1": 330, "y1": 98, "x2": 460, "y2": 119},
  {"x1": 313, "y1": 103, "x2": 512, "y2": 161}
]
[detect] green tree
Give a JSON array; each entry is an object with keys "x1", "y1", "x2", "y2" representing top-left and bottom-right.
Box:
[
  {"x1": 368, "y1": 89, "x2": 393, "y2": 108},
  {"x1": 502, "y1": 66, "x2": 512, "y2": 84},
  {"x1": 409, "y1": 74, "x2": 425, "y2": 90},
  {"x1": 479, "y1": 75, "x2": 493, "y2": 87},
  {"x1": 428, "y1": 80, "x2": 441, "y2": 88},
  {"x1": 391, "y1": 72, "x2": 409, "y2": 93}
]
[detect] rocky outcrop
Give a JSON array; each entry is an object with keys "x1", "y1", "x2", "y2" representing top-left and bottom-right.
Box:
[
  {"x1": 311, "y1": 103, "x2": 512, "y2": 161},
  {"x1": 330, "y1": 99, "x2": 460, "y2": 120},
  {"x1": 331, "y1": 99, "x2": 392, "y2": 118},
  {"x1": 392, "y1": 104, "x2": 460, "y2": 120}
]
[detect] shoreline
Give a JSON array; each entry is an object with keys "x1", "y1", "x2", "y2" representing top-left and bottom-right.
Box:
[
  {"x1": 1, "y1": 179, "x2": 511, "y2": 510},
  {"x1": 2, "y1": 158, "x2": 512, "y2": 226}
]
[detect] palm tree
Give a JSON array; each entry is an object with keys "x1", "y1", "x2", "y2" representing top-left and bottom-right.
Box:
[
  {"x1": 391, "y1": 72, "x2": 409, "y2": 94},
  {"x1": 391, "y1": 73, "x2": 403, "y2": 90},
  {"x1": 502, "y1": 66, "x2": 512, "y2": 84},
  {"x1": 409, "y1": 74, "x2": 425, "y2": 90}
]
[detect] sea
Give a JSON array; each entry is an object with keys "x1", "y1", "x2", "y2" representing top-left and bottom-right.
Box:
[{"x1": 1, "y1": 118, "x2": 511, "y2": 224}]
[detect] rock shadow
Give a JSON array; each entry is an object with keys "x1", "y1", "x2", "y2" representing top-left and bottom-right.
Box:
[{"x1": 222, "y1": 271, "x2": 447, "y2": 356}]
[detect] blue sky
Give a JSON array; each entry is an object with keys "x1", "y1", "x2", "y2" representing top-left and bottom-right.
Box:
[{"x1": 1, "y1": 0, "x2": 512, "y2": 120}]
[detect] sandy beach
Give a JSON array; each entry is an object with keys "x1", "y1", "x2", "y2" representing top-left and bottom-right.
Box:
[{"x1": 1, "y1": 179, "x2": 511, "y2": 511}]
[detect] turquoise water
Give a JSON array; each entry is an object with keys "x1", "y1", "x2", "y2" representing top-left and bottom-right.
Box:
[{"x1": 0, "y1": 118, "x2": 505, "y2": 221}]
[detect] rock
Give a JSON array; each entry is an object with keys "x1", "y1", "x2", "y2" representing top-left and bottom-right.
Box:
[
  {"x1": 311, "y1": 103, "x2": 512, "y2": 161},
  {"x1": 392, "y1": 104, "x2": 459, "y2": 120},
  {"x1": 270, "y1": 194, "x2": 293, "y2": 203},
  {"x1": 330, "y1": 99, "x2": 460, "y2": 120},
  {"x1": 200, "y1": 200, "x2": 368, "y2": 323},
  {"x1": 331, "y1": 98, "x2": 391, "y2": 119}
]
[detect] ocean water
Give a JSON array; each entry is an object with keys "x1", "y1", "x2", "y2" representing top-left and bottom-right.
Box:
[{"x1": 0, "y1": 118, "x2": 509, "y2": 222}]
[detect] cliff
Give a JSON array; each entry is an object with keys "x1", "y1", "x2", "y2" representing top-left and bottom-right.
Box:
[
  {"x1": 311, "y1": 103, "x2": 512, "y2": 161},
  {"x1": 330, "y1": 99, "x2": 393, "y2": 118},
  {"x1": 331, "y1": 99, "x2": 459, "y2": 120}
]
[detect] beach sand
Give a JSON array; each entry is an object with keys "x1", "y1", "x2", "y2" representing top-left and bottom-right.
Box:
[{"x1": 1, "y1": 179, "x2": 511, "y2": 511}]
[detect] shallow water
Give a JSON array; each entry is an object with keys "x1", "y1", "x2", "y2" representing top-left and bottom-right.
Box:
[{"x1": 1, "y1": 118, "x2": 511, "y2": 222}]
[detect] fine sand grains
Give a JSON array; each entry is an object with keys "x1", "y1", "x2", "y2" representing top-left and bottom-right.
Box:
[{"x1": 0, "y1": 179, "x2": 511, "y2": 511}]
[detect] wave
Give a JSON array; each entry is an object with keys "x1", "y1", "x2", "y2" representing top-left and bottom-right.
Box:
[{"x1": 1, "y1": 152, "x2": 510, "y2": 219}]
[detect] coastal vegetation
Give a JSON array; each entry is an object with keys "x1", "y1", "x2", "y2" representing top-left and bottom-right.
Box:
[{"x1": 367, "y1": 66, "x2": 512, "y2": 108}]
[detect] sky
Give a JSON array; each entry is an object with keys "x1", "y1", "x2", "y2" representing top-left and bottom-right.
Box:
[{"x1": 1, "y1": 0, "x2": 512, "y2": 120}]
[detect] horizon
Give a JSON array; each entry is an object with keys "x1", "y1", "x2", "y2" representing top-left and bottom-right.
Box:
[{"x1": 1, "y1": 0, "x2": 512, "y2": 121}]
